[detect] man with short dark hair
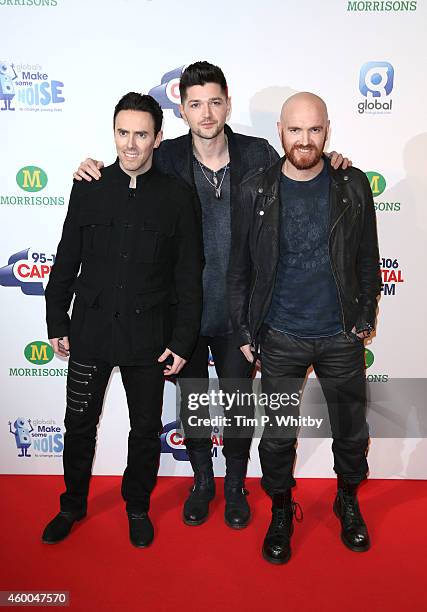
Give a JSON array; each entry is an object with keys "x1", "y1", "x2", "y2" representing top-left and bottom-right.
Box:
[
  {"x1": 228, "y1": 92, "x2": 381, "y2": 564},
  {"x1": 73, "y1": 63, "x2": 350, "y2": 530},
  {"x1": 43, "y1": 92, "x2": 203, "y2": 548}
]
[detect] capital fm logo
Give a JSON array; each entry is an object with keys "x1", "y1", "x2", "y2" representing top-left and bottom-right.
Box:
[
  {"x1": 160, "y1": 420, "x2": 222, "y2": 461},
  {"x1": 357, "y1": 61, "x2": 394, "y2": 115},
  {"x1": 380, "y1": 257, "x2": 404, "y2": 296},
  {"x1": 0, "y1": 61, "x2": 65, "y2": 112},
  {"x1": 148, "y1": 66, "x2": 185, "y2": 118},
  {"x1": 0, "y1": 248, "x2": 55, "y2": 296}
]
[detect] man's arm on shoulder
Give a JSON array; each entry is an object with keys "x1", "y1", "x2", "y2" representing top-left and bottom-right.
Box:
[
  {"x1": 45, "y1": 181, "x2": 83, "y2": 339},
  {"x1": 354, "y1": 169, "x2": 381, "y2": 332},
  {"x1": 167, "y1": 184, "x2": 204, "y2": 361}
]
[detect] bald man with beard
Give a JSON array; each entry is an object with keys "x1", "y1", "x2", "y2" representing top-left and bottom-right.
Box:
[{"x1": 228, "y1": 92, "x2": 381, "y2": 564}]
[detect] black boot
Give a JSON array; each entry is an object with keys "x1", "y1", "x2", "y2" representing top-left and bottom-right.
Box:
[
  {"x1": 42, "y1": 510, "x2": 86, "y2": 544},
  {"x1": 224, "y1": 457, "x2": 251, "y2": 529},
  {"x1": 262, "y1": 491, "x2": 302, "y2": 564},
  {"x1": 333, "y1": 476, "x2": 370, "y2": 552},
  {"x1": 128, "y1": 512, "x2": 154, "y2": 548},
  {"x1": 183, "y1": 449, "x2": 215, "y2": 526}
]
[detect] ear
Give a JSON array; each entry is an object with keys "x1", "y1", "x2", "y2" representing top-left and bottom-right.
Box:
[
  {"x1": 179, "y1": 104, "x2": 189, "y2": 126},
  {"x1": 276, "y1": 121, "x2": 282, "y2": 139},
  {"x1": 226, "y1": 96, "x2": 232, "y2": 119},
  {"x1": 154, "y1": 129, "x2": 163, "y2": 149}
]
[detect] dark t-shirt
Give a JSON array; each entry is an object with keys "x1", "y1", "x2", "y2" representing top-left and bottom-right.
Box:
[
  {"x1": 193, "y1": 158, "x2": 233, "y2": 337},
  {"x1": 265, "y1": 162, "x2": 342, "y2": 338}
]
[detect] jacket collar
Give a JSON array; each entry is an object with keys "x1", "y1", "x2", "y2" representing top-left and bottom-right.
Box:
[
  {"x1": 257, "y1": 154, "x2": 353, "y2": 198},
  {"x1": 113, "y1": 157, "x2": 157, "y2": 190}
]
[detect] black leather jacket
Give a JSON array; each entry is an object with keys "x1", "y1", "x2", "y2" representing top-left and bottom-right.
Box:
[{"x1": 228, "y1": 156, "x2": 381, "y2": 347}]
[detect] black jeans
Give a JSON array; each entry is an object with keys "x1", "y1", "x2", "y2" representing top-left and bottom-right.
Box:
[
  {"x1": 61, "y1": 354, "x2": 165, "y2": 515},
  {"x1": 259, "y1": 327, "x2": 369, "y2": 494},
  {"x1": 179, "y1": 334, "x2": 254, "y2": 462}
]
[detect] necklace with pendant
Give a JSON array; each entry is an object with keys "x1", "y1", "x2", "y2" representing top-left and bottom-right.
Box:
[{"x1": 197, "y1": 160, "x2": 229, "y2": 199}]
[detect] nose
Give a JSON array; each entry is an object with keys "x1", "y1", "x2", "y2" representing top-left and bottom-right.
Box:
[
  {"x1": 300, "y1": 130, "x2": 310, "y2": 146},
  {"x1": 127, "y1": 133, "x2": 136, "y2": 149},
  {"x1": 202, "y1": 102, "x2": 213, "y2": 119}
]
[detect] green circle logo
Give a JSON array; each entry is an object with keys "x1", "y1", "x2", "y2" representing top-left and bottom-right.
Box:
[
  {"x1": 16, "y1": 166, "x2": 48, "y2": 192},
  {"x1": 364, "y1": 348, "x2": 374, "y2": 369},
  {"x1": 24, "y1": 341, "x2": 54, "y2": 365},
  {"x1": 365, "y1": 171, "x2": 386, "y2": 197}
]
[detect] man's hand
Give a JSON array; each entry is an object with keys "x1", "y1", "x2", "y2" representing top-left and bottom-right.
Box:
[
  {"x1": 327, "y1": 151, "x2": 352, "y2": 170},
  {"x1": 240, "y1": 344, "x2": 255, "y2": 363},
  {"x1": 351, "y1": 326, "x2": 371, "y2": 339},
  {"x1": 158, "y1": 348, "x2": 187, "y2": 376},
  {"x1": 73, "y1": 158, "x2": 104, "y2": 182},
  {"x1": 49, "y1": 336, "x2": 70, "y2": 357}
]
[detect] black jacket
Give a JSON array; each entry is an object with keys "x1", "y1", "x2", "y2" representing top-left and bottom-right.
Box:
[
  {"x1": 154, "y1": 124, "x2": 279, "y2": 223},
  {"x1": 45, "y1": 160, "x2": 203, "y2": 364},
  {"x1": 228, "y1": 156, "x2": 381, "y2": 347}
]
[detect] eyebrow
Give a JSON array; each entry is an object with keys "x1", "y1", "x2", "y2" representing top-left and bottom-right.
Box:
[
  {"x1": 116, "y1": 128, "x2": 149, "y2": 134},
  {"x1": 187, "y1": 97, "x2": 224, "y2": 103},
  {"x1": 287, "y1": 125, "x2": 324, "y2": 129}
]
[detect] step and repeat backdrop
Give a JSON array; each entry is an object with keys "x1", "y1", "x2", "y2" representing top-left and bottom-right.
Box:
[{"x1": 1, "y1": 0, "x2": 426, "y2": 479}]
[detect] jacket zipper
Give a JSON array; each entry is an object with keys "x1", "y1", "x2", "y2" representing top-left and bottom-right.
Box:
[
  {"x1": 69, "y1": 377, "x2": 89, "y2": 386},
  {"x1": 329, "y1": 205, "x2": 350, "y2": 337},
  {"x1": 69, "y1": 367, "x2": 93, "y2": 379},
  {"x1": 248, "y1": 266, "x2": 259, "y2": 335},
  {"x1": 71, "y1": 360, "x2": 97, "y2": 372}
]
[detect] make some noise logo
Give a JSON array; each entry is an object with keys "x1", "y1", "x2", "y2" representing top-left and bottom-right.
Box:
[
  {"x1": 0, "y1": 61, "x2": 64, "y2": 112},
  {"x1": 357, "y1": 61, "x2": 394, "y2": 115},
  {"x1": 9, "y1": 341, "x2": 67, "y2": 378},
  {"x1": 347, "y1": 1, "x2": 417, "y2": 10},
  {"x1": 366, "y1": 171, "x2": 400, "y2": 213},
  {"x1": 380, "y1": 257, "x2": 404, "y2": 296},
  {"x1": 0, "y1": 166, "x2": 65, "y2": 207},
  {"x1": 8, "y1": 417, "x2": 63, "y2": 459}
]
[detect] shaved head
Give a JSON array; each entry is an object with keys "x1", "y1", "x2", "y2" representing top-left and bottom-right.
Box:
[
  {"x1": 280, "y1": 92, "x2": 328, "y2": 126},
  {"x1": 278, "y1": 91, "x2": 330, "y2": 174}
]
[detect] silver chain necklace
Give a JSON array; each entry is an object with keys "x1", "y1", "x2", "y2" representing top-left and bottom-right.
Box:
[{"x1": 197, "y1": 159, "x2": 229, "y2": 199}]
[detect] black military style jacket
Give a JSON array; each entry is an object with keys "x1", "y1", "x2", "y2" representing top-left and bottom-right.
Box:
[{"x1": 45, "y1": 160, "x2": 203, "y2": 365}]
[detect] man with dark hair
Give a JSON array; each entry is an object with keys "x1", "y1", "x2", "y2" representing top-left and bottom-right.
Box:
[
  {"x1": 43, "y1": 92, "x2": 203, "y2": 548},
  {"x1": 228, "y1": 92, "x2": 381, "y2": 564},
  {"x1": 73, "y1": 63, "x2": 349, "y2": 530}
]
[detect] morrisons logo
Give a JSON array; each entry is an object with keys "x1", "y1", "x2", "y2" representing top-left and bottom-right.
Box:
[
  {"x1": 16, "y1": 166, "x2": 48, "y2": 192},
  {"x1": 347, "y1": 1, "x2": 417, "y2": 10},
  {"x1": 366, "y1": 171, "x2": 386, "y2": 197},
  {"x1": 24, "y1": 341, "x2": 54, "y2": 365}
]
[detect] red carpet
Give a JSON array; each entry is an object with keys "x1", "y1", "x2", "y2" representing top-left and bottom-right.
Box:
[{"x1": 0, "y1": 476, "x2": 426, "y2": 611}]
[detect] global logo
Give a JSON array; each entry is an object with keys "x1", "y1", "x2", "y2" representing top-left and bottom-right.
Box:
[
  {"x1": 16, "y1": 166, "x2": 48, "y2": 192},
  {"x1": 148, "y1": 66, "x2": 185, "y2": 118},
  {"x1": 0, "y1": 61, "x2": 65, "y2": 112},
  {"x1": 0, "y1": 248, "x2": 55, "y2": 296},
  {"x1": 358, "y1": 61, "x2": 394, "y2": 115},
  {"x1": 366, "y1": 171, "x2": 386, "y2": 197},
  {"x1": 365, "y1": 348, "x2": 374, "y2": 369},
  {"x1": 24, "y1": 341, "x2": 54, "y2": 365}
]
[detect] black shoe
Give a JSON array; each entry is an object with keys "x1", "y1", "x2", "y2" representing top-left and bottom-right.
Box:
[
  {"x1": 333, "y1": 477, "x2": 370, "y2": 552},
  {"x1": 224, "y1": 481, "x2": 250, "y2": 530},
  {"x1": 42, "y1": 511, "x2": 86, "y2": 544},
  {"x1": 262, "y1": 491, "x2": 302, "y2": 565},
  {"x1": 128, "y1": 512, "x2": 154, "y2": 548},
  {"x1": 183, "y1": 472, "x2": 215, "y2": 526}
]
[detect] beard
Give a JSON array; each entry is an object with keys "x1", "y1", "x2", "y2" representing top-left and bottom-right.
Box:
[
  {"x1": 283, "y1": 134, "x2": 327, "y2": 170},
  {"x1": 192, "y1": 122, "x2": 224, "y2": 140}
]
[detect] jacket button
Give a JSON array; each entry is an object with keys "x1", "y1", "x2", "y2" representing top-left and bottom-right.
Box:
[
  {"x1": 259, "y1": 167, "x2": 264, "y2": 172},
  {"x1": 258, "y1": 187, "x2": 264, "y2": 194},
  {"x1": 259, "y1": 210, "x2": 265, "y2": 216},
  {"x1": 135, "y1": 308, "x2": 142, "y2": 315},
  {"x1": 343, "y1": 175, "x2": 349, "y2": 181},
  {"x1": 343, "y1": 198, "x2": 349, "y2": 204},
  {"x1": 114, "y1": 311, "x2": 120, "y2": 318}
]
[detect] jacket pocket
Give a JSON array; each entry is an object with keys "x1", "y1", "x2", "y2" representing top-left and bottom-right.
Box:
[
  {"x1": 79, "y1": 211, "x2": 113, "y2": 258},
  {"x1": 136, "y1": 222, "x2": 174, "y2": 263}
]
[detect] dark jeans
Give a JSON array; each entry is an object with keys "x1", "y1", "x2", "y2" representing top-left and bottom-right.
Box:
[
  {"x1": 259, "y1": 327, "x2": 369, "y2": 494},
  {"x1": 179, "y1": 334, "x2": 255, "y2": 462},
  {"x1": 61, "y1": 354, "x2": 165, "y2": 515}
]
